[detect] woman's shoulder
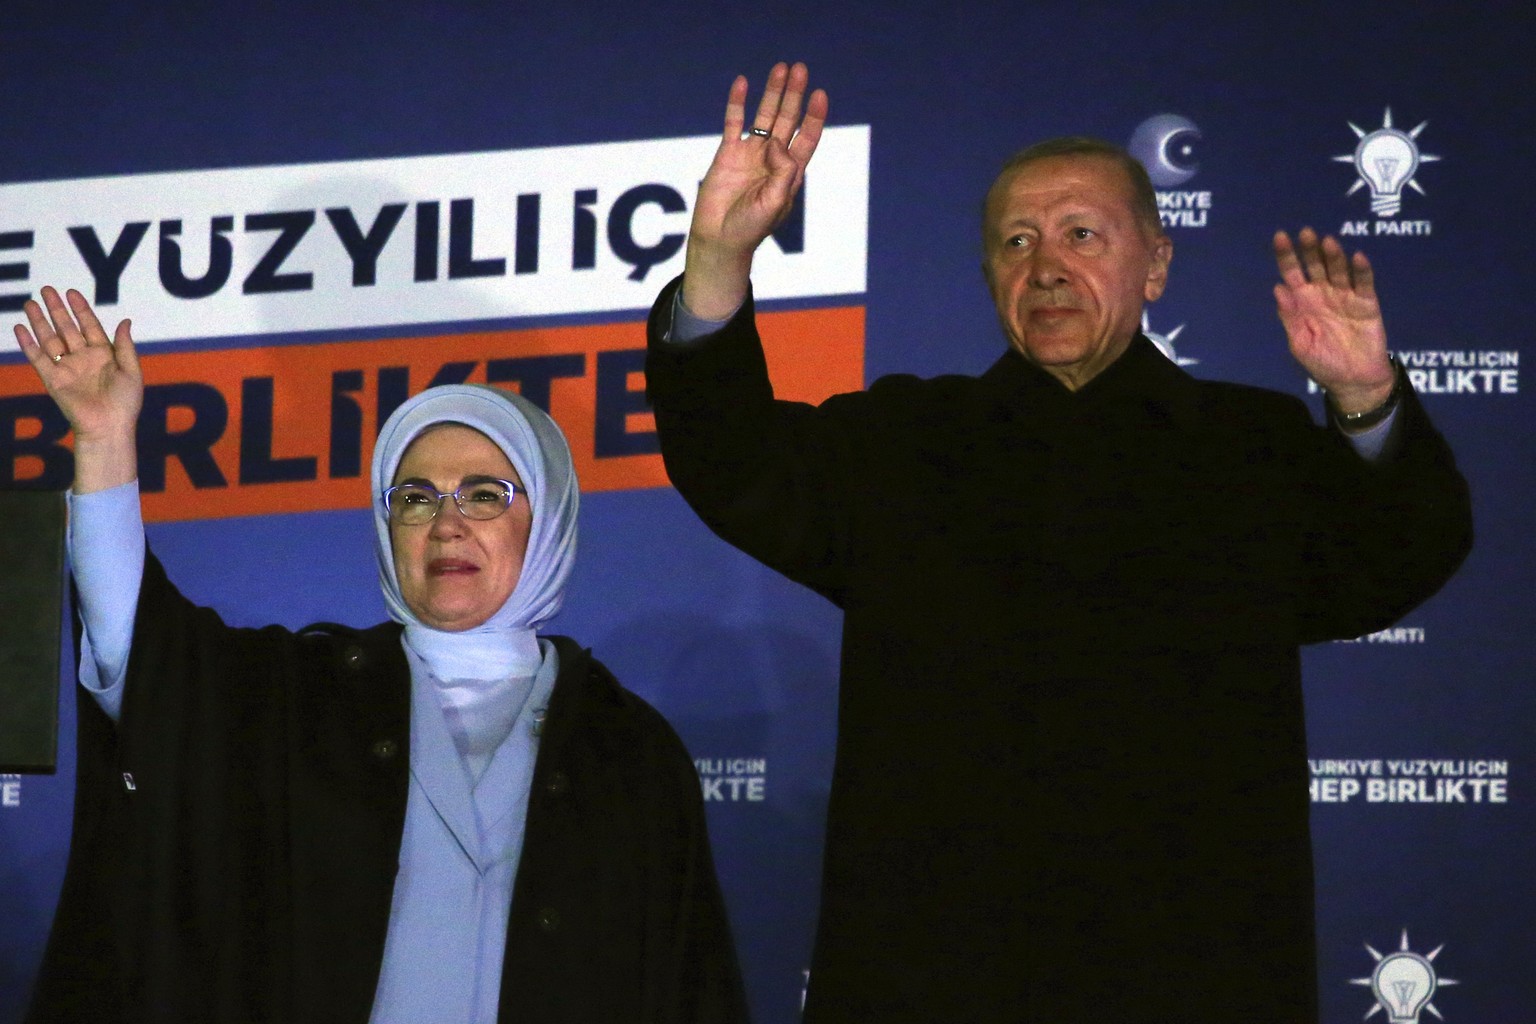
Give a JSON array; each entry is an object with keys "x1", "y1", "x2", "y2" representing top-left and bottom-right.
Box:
[{"x1": 296, "y1": 618, "x2": 403, "y2": 655}]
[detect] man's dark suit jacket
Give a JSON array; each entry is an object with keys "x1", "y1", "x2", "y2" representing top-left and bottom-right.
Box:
[{"x1": 646, "y1": 277, "x2": 1472, "y2": 1023}]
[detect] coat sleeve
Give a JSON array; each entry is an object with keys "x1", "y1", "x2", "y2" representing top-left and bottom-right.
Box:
[
  {"x1": 1292, "y1": 370, "x2": 1473, "y2": 642},
  {"x1": 646, "y1": 275, "x2": 864, "y2": 605},
  {"x1": 30, "y1": 551, "x2": 305, "y2": 1024}
]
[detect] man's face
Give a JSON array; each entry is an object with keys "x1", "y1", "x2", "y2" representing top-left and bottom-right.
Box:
[{"x1": 983, "y1": 154, "x2": 1172, "y2": 390}]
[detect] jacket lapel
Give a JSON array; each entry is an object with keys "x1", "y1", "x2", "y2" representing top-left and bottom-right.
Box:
[{"x1": 408, "y1": 663, "x2": 484, "y2": 868}]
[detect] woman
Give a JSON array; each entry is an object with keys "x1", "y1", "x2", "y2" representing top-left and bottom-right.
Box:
[{"x1": 17, "y1": 286, "x2": 747, "y2": 1024}]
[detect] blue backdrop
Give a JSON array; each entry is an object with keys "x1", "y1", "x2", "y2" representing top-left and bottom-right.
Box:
[{"x1": 2, "y1": 4, "x2": 1532, "y2": 1022}]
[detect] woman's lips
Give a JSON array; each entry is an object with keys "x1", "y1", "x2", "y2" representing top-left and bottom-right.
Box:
[{"x1": 428, "y1": 558, "x2": 478, "y2": 576}]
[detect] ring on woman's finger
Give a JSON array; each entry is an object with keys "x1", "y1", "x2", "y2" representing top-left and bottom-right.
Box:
[
  {"x1": 749, "y1": 127, "x2": 771, "y2": 137},
  {"x1": 51, "y1": 352, "x2": 63, "y2": 364}
]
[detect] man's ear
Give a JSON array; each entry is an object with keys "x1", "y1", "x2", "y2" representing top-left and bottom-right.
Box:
[{"x1": 1144, "y1": 234, "x2": 1173, "y2": 302}]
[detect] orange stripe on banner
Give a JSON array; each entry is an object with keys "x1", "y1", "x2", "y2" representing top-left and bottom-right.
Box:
[{"x1": 0, "y1": 306, "x2": 864, "y2": 522}]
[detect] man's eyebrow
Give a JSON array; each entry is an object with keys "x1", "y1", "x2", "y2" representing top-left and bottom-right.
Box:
[{"x1": 993, "y1": 218, "x2": 1038, "y2": 240}]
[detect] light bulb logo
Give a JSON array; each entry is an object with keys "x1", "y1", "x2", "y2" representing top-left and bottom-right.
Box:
[
  {"x1": 1373, "y1": 951, "x2": 1434, "y2": 1021},
  {"x1": 1333, "y1": 108, "x2": 1441, "y2": 217},
  {"x1": 1350, "y1": 929, "x2": 1459, "y2": 1023},
  {"x1": 1141, "y1": 311, "x2": 1197, "y2": 367}
]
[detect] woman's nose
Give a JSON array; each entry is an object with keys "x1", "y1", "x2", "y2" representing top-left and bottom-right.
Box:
[{"x1": 428, "y1": 498, "x2": 470, "y2": 537}]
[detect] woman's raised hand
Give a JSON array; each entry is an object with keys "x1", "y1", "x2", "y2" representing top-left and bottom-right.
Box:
[{"x1": 14, "y1": 286, "x2": 142, "y2": 491}]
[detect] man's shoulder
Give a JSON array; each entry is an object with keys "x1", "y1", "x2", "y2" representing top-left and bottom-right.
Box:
[
  {"x1": 805, "y1": 370, "x2": 990, "y2": 448},
  {"x1": 295, "y1": 619, "x2": 404, "y2": 667},
  {"x1": 820, "y1": 355, "x2": 1318, "y2": 436},
  {"x1": 1190, "y1": 376, "x2": 1314, "y2": 429},
  {"x1": 870, "y1": 367, "x2": 986, "y2": 393},
  {"x1": 827, "y1": 367, "x2": 987, "y2": 414},
  {"x1": 853, "y1": 362, "x2": 1308, "y2": 415}
]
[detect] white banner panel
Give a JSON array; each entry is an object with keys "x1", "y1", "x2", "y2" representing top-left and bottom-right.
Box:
[{"x1": 0, "y1": 127, "x2": 870, "y2": 347}]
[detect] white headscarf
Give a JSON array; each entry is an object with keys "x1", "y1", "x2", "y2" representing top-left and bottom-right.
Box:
[{"x1": 370, "y1": 384, "x2": 579, "y2": 680}]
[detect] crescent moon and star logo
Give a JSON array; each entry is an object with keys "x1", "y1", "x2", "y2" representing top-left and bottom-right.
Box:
[
  {"x1": 1129, "y1": 113, "x2": 1203, "y2": 188},
  {"x1": 1127, "y1": 114, "x2": 1211, "y2": 229}
]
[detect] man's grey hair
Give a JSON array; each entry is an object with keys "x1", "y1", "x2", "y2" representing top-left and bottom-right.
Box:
[{"x1": 982, "y1": 136, "x2": 1164, "y2": 245}]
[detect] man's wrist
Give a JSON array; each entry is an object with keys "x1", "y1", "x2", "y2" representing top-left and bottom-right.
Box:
[
  {"x1": 1326, "y1": 358, "x2": 1403, "y2": 433},
  {"x1": 681, "y1": 241, "x2": 753, "y2": 320},
  {"x1": 671, "y1": 291, "x2": 738, "y2": 344}
]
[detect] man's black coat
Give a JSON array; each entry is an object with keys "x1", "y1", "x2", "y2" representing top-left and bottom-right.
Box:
[{"x1": 646, "y1": 279, "x2": 1472, "y2": 1023}]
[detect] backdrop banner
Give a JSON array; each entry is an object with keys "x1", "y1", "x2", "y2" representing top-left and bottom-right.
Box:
[{"x1": 2, "y1": 5, "x2": 1531, "y2": 1022}]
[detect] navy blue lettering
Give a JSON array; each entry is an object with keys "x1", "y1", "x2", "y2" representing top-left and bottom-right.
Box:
[
  {"x1": 242, "y1": 211, "x2": 315, "y2": 294},
  {"x1": 514, "y1": 193, "x2": 540, "y2": 275},
  {"x1": 67, "y1": 222, "x2": 151, "y2": 305},
  {"x1": 375, "y1": 362, "x2": 480, "y2": 432},
  {"x1": 486, "y1": 355, "x2": 585, "y2": 413},
  {"x1": 0, "y1": 395, "x2": 72, "y2": 487},
  {"x1": 770, "y1": 183, "x2": 805, "y2": 254},
  {"x1": 607, "y1": 184, "x2": 686, "y2": 282},
  {"x1": 594, "y1": 349, "x2": 658, "y2": 456},
  {"x1": 138, "y1": 383, "x2": 228, "y2": 491},
  {"x1": 414, "y1": 202, "x2": 440, "y2": 282},
  {"x1": 0, "y1": 230, "x2": 33, "y2": 312},
  {"x1": 239, "y1": 377, "x2": 318, "y2": 484},
  {"x1": 448, "y1": 199, "x2": 505, "y2": 279},
  {"x1": 326, "y1": 204, "x2": 407, "y2": 286},
  {"x1": 377, "y1": 366, "x2": 411, "y2": 435},
  {"x1": 572, "y1": 189, "x2": 598, "y2": 270},
  {"x1": 426, "y1": 361, "x2": 478, "y2": 388},
  {"x1": 159, "y1": 217, "x2": 234, "y2": 300},
  {"x1": 329, "y1": 369, "x2": 365, "y2": 478}
]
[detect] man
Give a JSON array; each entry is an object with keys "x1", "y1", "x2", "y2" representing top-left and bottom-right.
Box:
[{"x1": 645, "y1": 63, "x2": 1471, "y2": 1021}]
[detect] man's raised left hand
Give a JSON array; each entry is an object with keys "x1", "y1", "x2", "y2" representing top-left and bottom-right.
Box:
[{"x1": 1273, "y1": 227, "x2": 1396, "y2": 414}]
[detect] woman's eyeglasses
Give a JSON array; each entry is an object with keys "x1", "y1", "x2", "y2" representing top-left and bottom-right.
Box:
[{"x1": 382, "y1": 478, "x2": 521, "y2": 526}]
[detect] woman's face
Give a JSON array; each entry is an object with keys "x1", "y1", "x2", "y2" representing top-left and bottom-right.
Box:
[{"x1": 389, "y1": 424, "x2": 532, "y2": 632}]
